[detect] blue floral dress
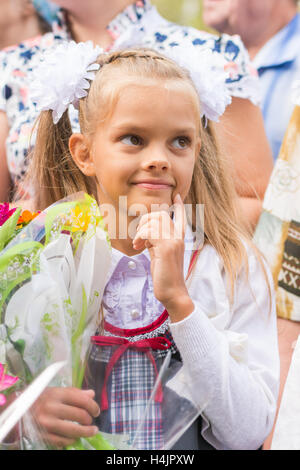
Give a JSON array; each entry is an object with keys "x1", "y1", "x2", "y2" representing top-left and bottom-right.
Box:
[{"x1": 0, "y1": 0, "x2": 260, "y2": 197}]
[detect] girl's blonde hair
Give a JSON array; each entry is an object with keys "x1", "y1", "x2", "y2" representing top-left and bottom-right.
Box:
[{"x1": 28, "y1": 48, "x2": 265, "y2": 301}]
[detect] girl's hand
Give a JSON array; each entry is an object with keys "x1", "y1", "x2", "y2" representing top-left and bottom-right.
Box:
[
  {"x1": 31, "y1": 387, "x2": 100, "y2": 448},
  {"x1": 133, "y1": 194, "x2": 194, "y2": 322}
]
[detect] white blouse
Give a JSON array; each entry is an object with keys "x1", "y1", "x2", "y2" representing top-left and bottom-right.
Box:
[{"x1": 103, "y1": 226, "x2": 279, "y2": 450}]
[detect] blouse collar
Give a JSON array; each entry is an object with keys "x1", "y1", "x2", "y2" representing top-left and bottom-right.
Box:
[
  {"x1": 51, "y1": 0, "x2": 154, "y2": 44},
  {"x1": 106, "y1": 223, "x2": 197, "y2": 285}
]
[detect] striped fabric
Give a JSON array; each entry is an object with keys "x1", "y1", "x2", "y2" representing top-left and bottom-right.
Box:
[
  {"x1": 110, "y1": 348, "x2": 163, "y2": 449},
  {"x1": 87, "y1": 323, "x2": 178, "y2": 450}
]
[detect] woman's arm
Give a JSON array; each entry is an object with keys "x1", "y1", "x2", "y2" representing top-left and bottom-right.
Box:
[
  {"x1": 170, "y1": 248, "x2": 279, "y2": 450},
  {"x1": 0, "y1": 111, "x2": 11, "y2": 202},
  {"x1": 215, "y1": 97, "x2": 274, "y2": 230}
]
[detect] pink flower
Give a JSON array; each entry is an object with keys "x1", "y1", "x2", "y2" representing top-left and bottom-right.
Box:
[
  {"x1": 0, "y1": 203, "x2": 16, "y2": 227},
  {"x1": 0, "y1": 363, "x2": 19, "y2": 405}
]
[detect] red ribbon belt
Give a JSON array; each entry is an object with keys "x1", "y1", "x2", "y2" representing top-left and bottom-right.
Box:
[{"x1": 91, "y1": 335, "x2": 172, "y2": 410}]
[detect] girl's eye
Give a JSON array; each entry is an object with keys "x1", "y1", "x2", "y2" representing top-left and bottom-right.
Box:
[
  {"x1": 121, "y1": 135, "x2": 142, "y2": 146},
  {"x1": 172, "y1": 137, "x2": 191, "y2": 149}
]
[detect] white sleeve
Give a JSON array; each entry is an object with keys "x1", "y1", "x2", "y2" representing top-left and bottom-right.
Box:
[
  {"x1": 219, "y1": 33, "x2": 262, "y2": 106},
  {"x1": 170, "y1": 248, "x2": 279, "y2": 450}
]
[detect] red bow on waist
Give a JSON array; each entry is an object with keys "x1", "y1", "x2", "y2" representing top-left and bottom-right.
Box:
[{"x1": 91, "y1": 335, "x2": 172, "y2": 410}]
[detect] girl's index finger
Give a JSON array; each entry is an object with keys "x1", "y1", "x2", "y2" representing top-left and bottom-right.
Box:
[{"x1": 173, "y1": 194, "x2": 186, "y2": 240}]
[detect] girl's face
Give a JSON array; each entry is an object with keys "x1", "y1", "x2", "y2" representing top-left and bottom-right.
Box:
[{"x1": 72, "y1": 81, "x2": 200, "y2": 217}]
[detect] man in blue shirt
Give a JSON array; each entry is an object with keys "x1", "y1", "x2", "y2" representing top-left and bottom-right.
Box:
[{"x1": 203, "y1": 0, "x2": 300, "y2": 161}]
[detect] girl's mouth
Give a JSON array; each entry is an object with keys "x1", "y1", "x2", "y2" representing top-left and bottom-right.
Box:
[{"x1": 133, "y1": 180, "x2": 174, "y2": 190}]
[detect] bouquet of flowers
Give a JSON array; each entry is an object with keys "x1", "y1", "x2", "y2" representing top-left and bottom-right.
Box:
[
  {"x1": 0, "y1": 194, "x2": 207, "y2": 450},
  {"x1": 0, "y1": 193, "x2": 113, "y2": 449}
]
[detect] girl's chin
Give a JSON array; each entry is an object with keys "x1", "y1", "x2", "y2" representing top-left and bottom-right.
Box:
[{"x1": 132, "y1": 197, "x2": 173, "y2": 211}]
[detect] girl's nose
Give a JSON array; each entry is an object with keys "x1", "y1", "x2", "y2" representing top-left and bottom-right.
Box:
[{"x1": 142, "y1": 154, "x2": 170, "y2": 171}]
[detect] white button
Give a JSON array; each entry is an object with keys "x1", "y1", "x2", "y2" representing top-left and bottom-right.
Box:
[
  {"x1": 131, "y1": 309, "x2": 139, "y2": 319},
  {"x1": 128, "y1": 261, "x2": 136, "y2": 270}
]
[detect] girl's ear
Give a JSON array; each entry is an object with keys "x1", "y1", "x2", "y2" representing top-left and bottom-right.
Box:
[{"x1": 69, "y1": 133, "x2": 96, "y2": 176}]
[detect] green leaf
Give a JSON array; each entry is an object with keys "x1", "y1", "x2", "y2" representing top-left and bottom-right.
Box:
[
  {"x1": 71, "y1": 285, "x2": 88, "y2": 388},
  {"x1": 66, "y1": 434, "x2": 116, "y2": 451},
  {"x1": 0, "y1": 241, "x2": 43, "y2": 316},
  {"x1": 13, "y1": 339, "x2": 25, "y2": 356},
  {"x1": 0, "y1": 208, "x2": 21, "y2": 251}
]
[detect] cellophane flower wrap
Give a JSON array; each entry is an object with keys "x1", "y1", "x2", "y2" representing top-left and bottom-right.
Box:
[
  {"x1": 0, "y1": 193, "x2": 112, "y2": 449},
  {"x1": 84, "y1": 342, "x2": 208, "y2": 450}
]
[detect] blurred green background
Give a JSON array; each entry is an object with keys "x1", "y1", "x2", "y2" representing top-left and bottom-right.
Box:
[{"x1": 152, "y1": 0, "x2": 212, "y2": 32}]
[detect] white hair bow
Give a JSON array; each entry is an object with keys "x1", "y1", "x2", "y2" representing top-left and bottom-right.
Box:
[
  {"x1": 162, "y1": 45, "x2": 232, "y2": 122},
  {"x1": 31, "y1": 41, "x2": 104, "y2": 124},
  {"x1": 31, "y1": 39, "x2": 231, "y2": 124}
]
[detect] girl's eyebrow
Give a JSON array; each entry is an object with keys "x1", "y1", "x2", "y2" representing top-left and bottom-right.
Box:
[
  {"x1": 110, "y1": 124, "x2": 147, "y2": 132},
  {"x1": 111, "y1": 124, "x2": 197, "y2": 134}
]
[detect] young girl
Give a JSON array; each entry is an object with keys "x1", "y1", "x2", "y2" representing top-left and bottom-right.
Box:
[{"x1": 28, "y1": 43, "x2": 279, "y2": 450}]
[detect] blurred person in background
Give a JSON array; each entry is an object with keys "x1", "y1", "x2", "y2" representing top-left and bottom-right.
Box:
[
  {"x1": 0, "y1": 0, "x2": 273, "y2": 230},
  {"x1": 0, "y1": 0, "x2": 48, "y2": 49},
  {"x1": 32, "y1": 0, "x2": 59, "y2": 24},
  {"x1": 203, "y1": 0, "x2": 300, "y2": 449},
  {"x1": 253, "y1": 88, "x2": 300, "y2": 450},
  {"x1": 203, "y1": 0, "x2": 300, "y2": 161}
]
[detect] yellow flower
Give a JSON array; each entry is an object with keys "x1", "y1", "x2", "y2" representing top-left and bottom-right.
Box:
[{"x1": 70, "y1": 205, "x2": 91, "y2": 232}]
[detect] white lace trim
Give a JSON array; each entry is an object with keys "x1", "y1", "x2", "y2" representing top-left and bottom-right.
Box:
[{"x1": 102, "y1": 317, "x2": 170, "y2": 342}]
